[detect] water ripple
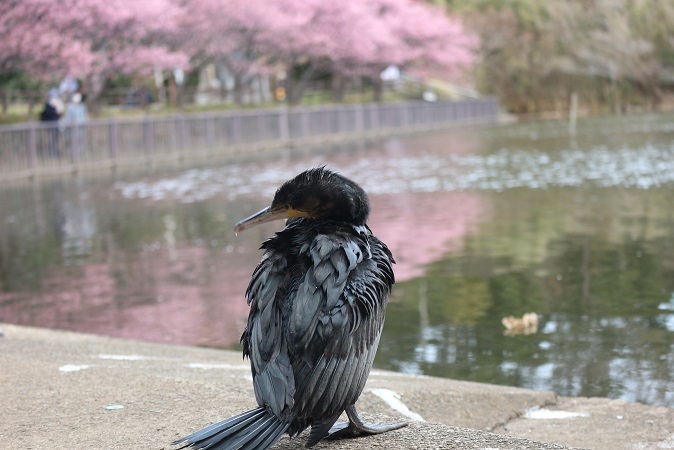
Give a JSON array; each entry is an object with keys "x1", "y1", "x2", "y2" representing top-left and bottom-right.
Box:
[{"x1": 115, "y1": 142, "x2": 674, "y2": 202}]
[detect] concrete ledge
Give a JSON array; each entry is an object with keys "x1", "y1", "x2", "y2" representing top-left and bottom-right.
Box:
[{"x1": 1, "y1": 323, "x2": 671, "y2": 449}]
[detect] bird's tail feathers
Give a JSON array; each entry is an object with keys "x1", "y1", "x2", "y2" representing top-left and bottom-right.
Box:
[
  {"x1": 305, "y1": 412, "x2": 341, "y2": 448},
  {"x1": 175, "y1": 407, "x2": 289, "y2": 450}
]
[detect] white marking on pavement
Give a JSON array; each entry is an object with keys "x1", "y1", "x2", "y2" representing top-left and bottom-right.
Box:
[
  {"x1": 523, "y1": 407, "x2": 589, "y2": 419},
  {"x1": 369, "y1": 388, "x2": 425, "y2": 421},
  {"x1": 59, "y1": 364, "x2": 91, "y2": 372},
  {"x1": 105, "y1": 405, "x2": 124, "y2": 410},
  {"x1": 186, "y1": 363, "x2": 249, "y2": 370}
]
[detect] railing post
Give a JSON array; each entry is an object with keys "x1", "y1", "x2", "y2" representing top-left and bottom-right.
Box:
[
  {"x1": 370, "y1": 103, "x2": 379, "y2": 133},
  {"x1": 231, "y1": 114, "x2": 241, "y2": 145},
  {"x1": 206, "y1": 113, "x2": 215, "y2": 150},
  {"x1": 177, "y1": 114, "x2": 187, "y2": 151},
  {"x1": 278, "y1": 107, "x2": 290, "y2": 144},
  {"x1": 143, "y1": 120, "x2": 151, "y2": 157},
  {"x1": 354, "y1": 103, "x2": 364, "y2": 135},
  {"x1": 108, "y1": 118, "x2": 119, "y2": 162},
  {"x1": 401, "y1": 103, "x2": 409, "y2": 128},
  {"x1": 341, "y1": 106, "x2": 348, "y2": 134},
  {"x1": 28, "y1": 121, "x2": 38, "y2": 172},
  {"x1": 300, "y1": 107, "x2": 309, "y2": 140},
  {"x1": 256, "y1": 112, "x2": 266, "y2": 141}
]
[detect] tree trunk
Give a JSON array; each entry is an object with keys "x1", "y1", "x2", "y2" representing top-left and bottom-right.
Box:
[
  {"x1": 287, "y1": 60, "x2": 316, "y2": 105},
  {"x1": 331, "y1": 73, "x2": 345, "y2": 102},
  {"x1": 1, "y1": 89, "x2": 7, "y2": 114},
  {"x1": 641, "y1": 79, "x2": 662, "y2": 111},
  {"x1": 372, "y1": 76, "x2": 384, "y2": 102},
  {"x1": 234, "y1": 73, "x2": 244, "y2": 105},
  {"x1": 85, "y1": 74, "x2": 106, "y2": 117},
  {"x1": 167, "y1": 76, "x2": 178, "y2": 107}
]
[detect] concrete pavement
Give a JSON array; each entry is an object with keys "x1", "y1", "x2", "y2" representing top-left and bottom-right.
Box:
[{"x1": 1, "y1": 323, "x2": 672, "y2": 449}]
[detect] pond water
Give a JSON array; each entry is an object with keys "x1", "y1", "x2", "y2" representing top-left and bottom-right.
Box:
[{"x1": 1, "y1": 113, "x2": 673, "y2": 407}]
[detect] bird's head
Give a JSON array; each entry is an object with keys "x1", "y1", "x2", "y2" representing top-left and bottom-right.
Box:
[{"x1": 234, "y1": 167, "x2": 370, "y2": 234}]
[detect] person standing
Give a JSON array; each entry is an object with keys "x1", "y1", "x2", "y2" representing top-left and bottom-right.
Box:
[
  {"x1": 62, "y1": 91, "x2": 88, "y2": 162},
  {"x1": 40, "y1": 88, "x2": 64, "y2": 158}
]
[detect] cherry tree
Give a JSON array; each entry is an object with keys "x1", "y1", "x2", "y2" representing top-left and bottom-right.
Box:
[
  {"x1": 2, "y1": 0, "x2": 477, "y2": 109},
  {"x1": 1, "y1": 0, "x2": 188, "y2": 113},
  {"x1": 334, "y1": 0, "x2": 478, "y2": 100},
  {"x1": 376, "y1": 0, "x2": 477, "y2": 77},
  {"x1": 181, "y1": 0, "x2": 477, "y2": 103},
  {"x1": 179, "y1": 0, "x2": 280, "y2": 104}
]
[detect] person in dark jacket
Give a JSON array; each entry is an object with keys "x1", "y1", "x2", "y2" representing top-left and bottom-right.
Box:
[{"x1": 40, "y1": 89, "x2": 63, "y2": 158}]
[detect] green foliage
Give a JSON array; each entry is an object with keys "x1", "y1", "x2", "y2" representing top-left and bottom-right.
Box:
[{"x1": 0, "y1": 71, "x2": 36, "y2": 90}]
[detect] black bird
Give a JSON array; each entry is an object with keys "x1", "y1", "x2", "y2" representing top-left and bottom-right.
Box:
[{"x1": 175, "y1": 167, "x2": 406, "y2": 449}]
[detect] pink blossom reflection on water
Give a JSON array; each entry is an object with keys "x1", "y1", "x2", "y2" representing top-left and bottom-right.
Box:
[{"x1": 0, "y1": 190, "x2": 486, "y2": 349}]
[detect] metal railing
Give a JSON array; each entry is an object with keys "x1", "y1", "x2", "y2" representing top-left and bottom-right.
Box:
[{"x1": 0, "y1": 99, "x2": 498, "y2": 179}]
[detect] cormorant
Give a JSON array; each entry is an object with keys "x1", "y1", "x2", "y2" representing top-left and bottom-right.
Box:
[{"x1": 175, "y1": 167, "x2": 407, "y2": 449}]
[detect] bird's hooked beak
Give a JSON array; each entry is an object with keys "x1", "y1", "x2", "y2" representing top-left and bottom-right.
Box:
[{"x1": 234, "y1": 205, "x2": 307, "y2": 234}]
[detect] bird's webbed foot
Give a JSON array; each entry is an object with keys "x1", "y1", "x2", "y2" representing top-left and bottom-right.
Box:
[{"x1": 326, "y1": 405, "x2": 408, "y2": 441}]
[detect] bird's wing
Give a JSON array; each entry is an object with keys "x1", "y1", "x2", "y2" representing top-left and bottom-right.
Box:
[
  {"x1": 242, "y1": 250, "x2": 296, "y2": 418},
  {"x1": 289, "y1": 231, "x2": 394, "y2": 442}
]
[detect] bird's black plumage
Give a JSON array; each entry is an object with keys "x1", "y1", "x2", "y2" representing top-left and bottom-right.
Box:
[{"x1": 175, "y1": 167, "x2": 406, "y2": 450}]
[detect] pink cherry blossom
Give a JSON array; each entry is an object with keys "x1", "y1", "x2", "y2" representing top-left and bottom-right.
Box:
[
  {"x1": 2, "y1": 0, "x2": 477, "y2": 106},
  {"x1": 1, "y1": 0, "x2": 188, "y2": 106}
]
